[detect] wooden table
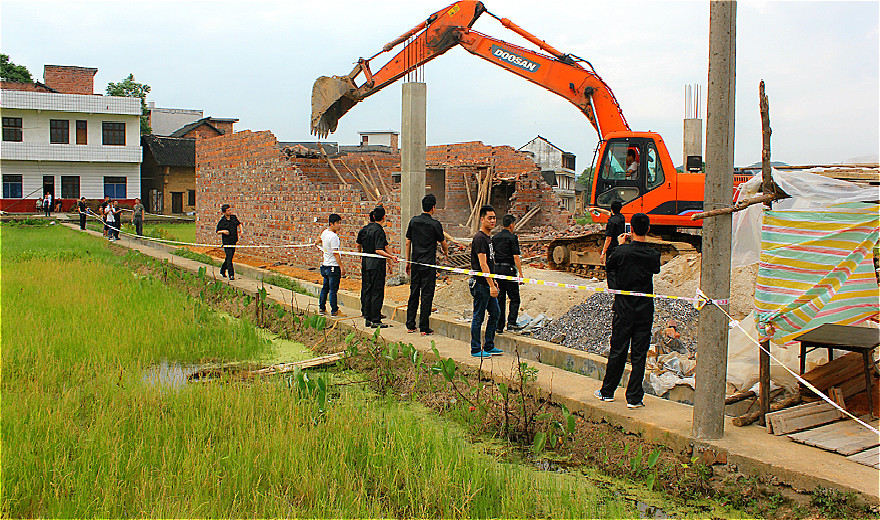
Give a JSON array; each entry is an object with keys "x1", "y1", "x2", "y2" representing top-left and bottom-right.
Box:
[
  {"x1": 795, "y1": 325, "x2": 878, "y2": 418},
  {"x1": 758, "y1": 324, "x2": 879, "y2": 425}
]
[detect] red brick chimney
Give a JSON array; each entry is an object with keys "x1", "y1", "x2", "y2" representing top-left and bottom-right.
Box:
[{"x1": 43, "y1": 65, "x2": 97, "y2": 95}]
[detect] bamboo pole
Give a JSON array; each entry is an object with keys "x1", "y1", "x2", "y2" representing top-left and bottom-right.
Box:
[
  {"x1": 318, "y1": 143, "x2": 349, "y2": 186},
  {"x1": 463, "y1": 171, "x2": 473, "y2": 208},
  {"x1": 371, "y1": 157, "x2": 392, "y2": 197}
]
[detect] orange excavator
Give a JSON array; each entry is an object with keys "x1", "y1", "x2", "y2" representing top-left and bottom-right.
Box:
[{"x1": 311, "y1": 1, "x2": 713, "y2": 276}]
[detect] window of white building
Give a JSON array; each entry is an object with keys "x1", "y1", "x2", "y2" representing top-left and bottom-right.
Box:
[{"x1": 104, "y1": 177, "x2": 127, "y2": 198}]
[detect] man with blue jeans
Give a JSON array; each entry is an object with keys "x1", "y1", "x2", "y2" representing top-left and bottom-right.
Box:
[
  {"x1": 470, "y1": 205, "x2": 502, "y2": 358},
  {"x1": 319, "y1": 213, "x2": 345, "y2": 316}
]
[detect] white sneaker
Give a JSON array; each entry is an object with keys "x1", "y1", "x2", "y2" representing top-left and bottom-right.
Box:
[
  {"x1": 627, "y1": 402, "x2": 645, "y2": 409},
  {"x1": 594, "y1": 390, "x2": 614, "y2": 402}
]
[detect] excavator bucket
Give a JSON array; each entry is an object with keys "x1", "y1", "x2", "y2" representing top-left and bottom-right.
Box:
[{"x1": 310, "y1": 76, "x2": 359, "y2": 138}]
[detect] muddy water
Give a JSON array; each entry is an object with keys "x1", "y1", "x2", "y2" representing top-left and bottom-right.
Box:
[
  {"x1": 143, "y1": 317, "x2": 314, "y2": 388},
  {"x1": 142, "y1": 361, "x2": 201, "y2": 388}
]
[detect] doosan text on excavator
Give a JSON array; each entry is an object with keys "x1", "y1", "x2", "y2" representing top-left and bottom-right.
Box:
[{"x1": 310, "y1": 1, "x2": 747, "y2": 276}]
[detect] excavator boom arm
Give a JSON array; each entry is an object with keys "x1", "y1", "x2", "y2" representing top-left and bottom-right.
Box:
[{"x1": 311, "y1": 1, "x2": 630, "y2": 139}]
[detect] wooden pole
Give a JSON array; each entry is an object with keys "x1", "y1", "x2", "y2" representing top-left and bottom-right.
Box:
[
  {"x1": 760, "y1": 80, "x2": 774, "y2": 207},
  {"x1": 692, "y1": 0, "x2": 736, "y2": 441},
  {"x1": 463, "y1": 171, "x2": 474, "y2": 208},
  {"x1": 690, "y1": 192, "x2": 780, "y2": 220},
  {"x1": 371, "y1": 157, "x2": 392, "y2": 197},
  {"x1": 318, "y1": 143, "x2": 349, "y2": 186},
  {"x1": 758, "y1": 80, "x2": 774, "y2": 426},
  {"x1": 759, "y1": 340, "x2": 771, "y2": 425}
]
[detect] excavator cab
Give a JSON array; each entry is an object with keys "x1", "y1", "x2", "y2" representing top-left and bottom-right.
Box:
[{"x1": 592, "y1": 136, "x2": 672, "y2": 214}]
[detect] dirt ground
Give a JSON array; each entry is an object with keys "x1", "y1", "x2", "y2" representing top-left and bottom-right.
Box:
[{"x1": 653, "y1": 254, "x2": 759, "y2": 320}]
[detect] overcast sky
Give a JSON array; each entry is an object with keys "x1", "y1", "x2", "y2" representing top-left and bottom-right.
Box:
[{"x1": 2, "y1": 0, "x2": 877, "y2": 169}]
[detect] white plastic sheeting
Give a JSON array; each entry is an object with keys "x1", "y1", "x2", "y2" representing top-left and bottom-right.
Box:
[{"x1": 731, "y1": 168, "x2": 880, "y2": 267}]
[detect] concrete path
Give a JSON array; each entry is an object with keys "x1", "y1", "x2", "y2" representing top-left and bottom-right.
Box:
[{"x1": 67, "y1": 224, "x2": 880, "y2": 503}]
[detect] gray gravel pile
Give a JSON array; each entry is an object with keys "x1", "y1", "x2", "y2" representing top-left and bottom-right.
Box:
[{"x1": 532, "y1": 292, "x2": 701, "y2": 356}]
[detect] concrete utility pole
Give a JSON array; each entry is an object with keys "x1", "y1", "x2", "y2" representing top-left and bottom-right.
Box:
[
  {"x1": 693, "y1": 0, "x2": 736, "y2": 440},
  {"x1": 399, "y1": 82, "x2": 427, "y2": 275}
]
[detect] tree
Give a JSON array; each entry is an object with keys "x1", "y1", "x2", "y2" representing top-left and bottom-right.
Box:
[
  {"x1": 0, "y1": 54, "x2": 33, "y2": 83},
  {"x1": 106, "y1": 74, "x2": 152, "y2": 134},
  {"x1": 577, "y1": 166, "x2": 594, "y2": 190}
]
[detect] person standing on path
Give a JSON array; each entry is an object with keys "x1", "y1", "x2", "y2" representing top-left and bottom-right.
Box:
[
  {"x1": 132, "y1": 198, "x2": 144, "y2": 236},
  {"x1": 595, "y1": 213, "x2": 660, "y2": 408},
  {"x1": 111, "y1": 200, "x2": 122, "y2": 240},
  {"x1": 492, "y1": 214, "x2": 524, "y2": 333},
  {"x1": 470, "y1": 205, "x2": 503, "y2": 358},
  {"x1": 319, "y1": 213, "x2": 345, "y2": 317},
  {"x1": 216, "y1": 204, "x2": 242, "y2": 280},
  {"x1": 104, "y1": 200, "x2": 117, "y2": 241},
  {"x1": 600, "y1": 201, "x2": 626, "y2": 288},
  {"x1": 77, "y1": 197, "x2": 88, "y2": 230},
  {"x1": 100, "y1": 196, "x2": 110, "y2": 237},
  {"x1": 357, "y1": 206, "x2": 397, "y2": 328},
  {"x1": 405, "y1": 194, "x2": 448, "y2": 335},
  {"x1": 42, "y1": 193, "x2": 51, "y2": 217}
]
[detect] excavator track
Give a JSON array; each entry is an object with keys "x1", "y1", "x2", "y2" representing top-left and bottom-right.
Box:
[{"x1": 546, "y1": 232, "x2": 697, "y2": 279}]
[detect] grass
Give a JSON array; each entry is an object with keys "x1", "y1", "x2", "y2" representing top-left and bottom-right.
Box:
[
  {"x1": 172, "y1": 247, "x2": 220, "y2": 266},
  {"x1": 263, "y1": 273, "x2": 312, "y2": 296},
  {"x1": 1, "y1": 223, "x2": 634, "y2": 518},
  {"x1": 83, "y1": 220, "x2": 196, "y2": 244}
]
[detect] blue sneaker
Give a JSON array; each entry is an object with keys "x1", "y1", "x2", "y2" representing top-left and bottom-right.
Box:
[
  {"x1": 471, "y1": 351, "x2": 492, "y2": 359},
  {"x1": 485, "y1": 348, "x2": 504, "y2": 356}
]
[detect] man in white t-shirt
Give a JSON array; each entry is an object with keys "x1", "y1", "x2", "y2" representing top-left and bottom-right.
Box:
[
  {"x1": 319, "y1": 213, "x2": 345, "y2": 316},
  {"x1": 105, "y1": 201, "x2": 117, "y2": 241}
]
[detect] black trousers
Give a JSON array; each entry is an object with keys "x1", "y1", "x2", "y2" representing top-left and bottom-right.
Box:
[
  {"x1": 79, "y1": 213, "x2": 86, "y2": 230},
  {"x1": 220, "y1": 245, "x2": 236, "y2": 277},
  {"x1": 406, "y1": 265, "x2": 435, "y2": 332},
  {"x1": 600, "y1": 306, "x2": 653, "y2": 405},
  {"x1": 134, "y1": 218, "x2": 143, "y2": 236},
  {"x1": 496, "y1": 279, "x2": 521, "y2": 332},
  {"x1": 361, "y1": 268, "x2": 386, "y2": 324}
]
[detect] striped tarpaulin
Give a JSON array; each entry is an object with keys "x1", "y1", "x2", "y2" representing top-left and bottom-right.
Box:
[{"x1": 755, "y1": 204, "x2": 880, "y2": 343}]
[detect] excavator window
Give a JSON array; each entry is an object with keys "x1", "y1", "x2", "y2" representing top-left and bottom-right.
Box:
[
  {"x1": 599, "y1": 141, "x2": 631, "y2": 181},
  {"x1": 595, "y1": 139, "x2": 642, "y2": 208},
  {"x1": 645, "y1": 142, "x2": 665, "y2": 191}
]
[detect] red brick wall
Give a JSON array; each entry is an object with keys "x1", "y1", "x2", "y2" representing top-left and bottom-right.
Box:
[
  {"x1": 196, "y1": 130, "x2": 401, "y2": 274},
  {"x1": 196, "y1": 132, "x2": 573, "y2": 272},
  {"x1": 211, "y1": 120, "x2": 235, "y2": 135},
  {"x1": 185, "y1": 125, "x2": 224, "y2": 140},
  {"x1": 43, "y1": 65, "x2": 96, "y2": 95},
  {"x1": 0, "y1": 81, "x2": 54, "y2": 92}
]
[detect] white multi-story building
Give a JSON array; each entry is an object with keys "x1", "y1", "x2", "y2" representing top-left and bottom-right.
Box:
[
  {"x1": 518, "y1": 135, "x2": 578, "y2": 212},
  {"x1": 1, "y1": 65, "x2": 142, "y2": 212}
]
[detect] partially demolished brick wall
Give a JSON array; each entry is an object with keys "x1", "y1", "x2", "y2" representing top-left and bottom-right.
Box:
[
  {"x1": 196, "y1": 131, "x2": 573, "y2": 271},
  {"x1": 196, "y1": 130, "x2": 400, "y2": 273}
]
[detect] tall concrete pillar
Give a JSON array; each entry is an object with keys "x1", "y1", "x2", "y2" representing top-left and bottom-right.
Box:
[
  {"x1": 693, "y1": 0, "x2": 736, "y2": 440},
  {"x1": 399, "y1": 82, "x2": 427, "y2": 274},
  {"x1": 683, "y1": 118, "x2": 703, "y2": 171}
]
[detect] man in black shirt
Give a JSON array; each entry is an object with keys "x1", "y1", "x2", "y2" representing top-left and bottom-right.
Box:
[
  {"x1": 600, "y1": 201, "x2": 625, "y2": 288},
  {"x1": 492, "y1": 214, "x2": 524, "y2": 333},
  {"x1": 357, "y1": 206, "x2": 397, "y2": 328},
  {"x1": 595, "y1": 213, "x2": 661, "y2": 408},
  {"x1": 470, "y1": 205, "x2": 502, "y2": 358},
  {"x1": 405, "y1": 194, "x2": 448, "y2": 335},
  {"x1": 99, "y1": 196, "x2": 110, "y2": 237},
  {"x1": 216, "y1": 204, "x2": 243, "y2": 280},
  {"x1": 77, "y1": 197, "x2": 88, "y2": 230}
]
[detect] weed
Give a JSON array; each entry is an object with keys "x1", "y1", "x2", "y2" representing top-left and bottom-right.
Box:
[{"x1": 172, "y1": 247, "x2": 220, "y2": 266}]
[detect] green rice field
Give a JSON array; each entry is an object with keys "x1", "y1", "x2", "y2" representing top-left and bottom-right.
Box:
[{"x1": 2, "y1": 223, "x2": 638, "y2": 517}]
